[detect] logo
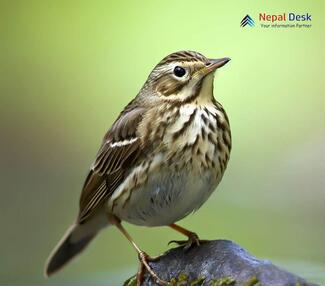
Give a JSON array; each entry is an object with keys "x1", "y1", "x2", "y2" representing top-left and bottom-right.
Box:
[
  {"x1": 240, "y1": 13, "x2": 312, "y2": 29},
  {"x1": 240, "y1": 15, "x2": 255, "y2": 27}
]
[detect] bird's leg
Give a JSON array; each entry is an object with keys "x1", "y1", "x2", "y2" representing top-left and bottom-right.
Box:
[
  {"x1": 168, "y1": 223, "x2": 207, "y2": 250},
  {"x1": 110, "y1": 216, "x2": 167, "y2": 286}
]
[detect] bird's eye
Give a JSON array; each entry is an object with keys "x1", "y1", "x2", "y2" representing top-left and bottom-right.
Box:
[{"x1": 173, "y1": 66, "x2": 186, "y2": 77}]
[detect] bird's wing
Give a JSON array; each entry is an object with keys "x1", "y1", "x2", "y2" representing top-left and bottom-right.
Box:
[{"x1": 78, "y1": 105, "x2": 145, "y2": 223}]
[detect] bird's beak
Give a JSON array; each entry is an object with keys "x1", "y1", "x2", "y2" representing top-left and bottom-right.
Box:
[{"x1": 202, "y1": 57, "x2": 231, "y2": 75}]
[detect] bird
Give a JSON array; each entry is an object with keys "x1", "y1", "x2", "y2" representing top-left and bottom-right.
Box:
[{"x1": 45, "y1": 50, "x2": 231, "y2": 285}]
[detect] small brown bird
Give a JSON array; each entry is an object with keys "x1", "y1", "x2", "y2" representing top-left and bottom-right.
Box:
[{"x1": 45, "y1": 51, "x2": 231, "y2": 285}]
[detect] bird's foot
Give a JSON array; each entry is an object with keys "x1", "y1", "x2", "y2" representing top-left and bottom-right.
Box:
[
  {"x1": 168, "y1": 232, "x2": 207, "y2": 250},
  {"x1": 136, "y1": 251, "x2": 167, "y2": 286}
]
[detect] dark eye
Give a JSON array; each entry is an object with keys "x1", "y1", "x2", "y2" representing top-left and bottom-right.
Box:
[{"x1": 173, "y1": 66, "x2": 186, "y2": 77}]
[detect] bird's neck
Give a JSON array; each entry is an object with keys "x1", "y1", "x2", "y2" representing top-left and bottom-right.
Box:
[{"x1": 193, "y1": 73, "x2": 215, "y2": 106}]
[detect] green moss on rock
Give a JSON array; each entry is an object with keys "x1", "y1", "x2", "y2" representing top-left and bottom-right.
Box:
[
  {"x1": 241, "y1": 276, "x2": 261, "y2": 286},
  {"x1": 210, "y1": 276, "x2": 235, "y2": 286},
  {"x1": 124, "y1": 273, "x2": 236, "y2": 286},
  {"x1": 123, "y1": 275, "x2": 137, "y2": 286}
]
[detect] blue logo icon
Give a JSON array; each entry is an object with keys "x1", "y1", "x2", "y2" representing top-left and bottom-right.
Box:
[{"x1": 241, "y1": 15, "x2": 255, "y2": 27}]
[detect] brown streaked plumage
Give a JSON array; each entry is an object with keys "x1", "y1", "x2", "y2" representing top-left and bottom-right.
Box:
[
  {"x1": 45, "y1": 51, "x2": 231, "y2": 286},
  {"x1": 158, "y1": 50, "x2": 209, "y2": 66}
]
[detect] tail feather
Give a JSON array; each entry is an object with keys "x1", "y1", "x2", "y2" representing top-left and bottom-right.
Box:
[{"x1": 45, "y1": 224, "x2": 96, "y2": 277}]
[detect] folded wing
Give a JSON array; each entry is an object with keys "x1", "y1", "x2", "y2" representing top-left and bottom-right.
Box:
[{"x1": 78, "y1": 105, "x2": 145, "y2": 223}]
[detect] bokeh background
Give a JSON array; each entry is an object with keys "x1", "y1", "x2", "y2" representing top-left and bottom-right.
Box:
[{"x1": 1, "y1": 0, "x2": 324, "y2": 285}]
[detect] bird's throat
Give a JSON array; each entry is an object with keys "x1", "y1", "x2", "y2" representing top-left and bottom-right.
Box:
[{"x1": 195, "y1": 73, "x2": 215, "y2": 105}]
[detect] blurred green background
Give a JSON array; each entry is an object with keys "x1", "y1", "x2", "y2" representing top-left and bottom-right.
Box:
[{"x1": 1, "y1": 0, "x2": 324, "y2": 285}]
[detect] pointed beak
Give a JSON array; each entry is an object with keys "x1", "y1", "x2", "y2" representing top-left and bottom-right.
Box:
[{"x1": 202, "y1": 57, "x2": 231, "y2": 75}]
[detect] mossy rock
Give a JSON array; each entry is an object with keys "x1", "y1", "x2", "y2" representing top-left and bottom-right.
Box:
[{"x1": 124, "y1": 240, "x2": 318, "y2": 286}]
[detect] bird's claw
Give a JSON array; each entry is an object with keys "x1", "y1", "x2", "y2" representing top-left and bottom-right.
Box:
[
  {"x1": 168, "y1": 232, "x2": 206, "y2": 250},
  {"x1": 136, "y1": 251, "x2": 167, "y2": 286}
]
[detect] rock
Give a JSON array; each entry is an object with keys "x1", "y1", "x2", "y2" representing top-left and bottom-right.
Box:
[{"x1": 124, "y1": 240, "x2": 318, "y2": 286}]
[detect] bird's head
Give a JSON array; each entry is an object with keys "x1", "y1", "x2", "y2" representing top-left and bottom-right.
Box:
[{"x1": 143, "y1": 51, "x2": 230, "y2": 103}]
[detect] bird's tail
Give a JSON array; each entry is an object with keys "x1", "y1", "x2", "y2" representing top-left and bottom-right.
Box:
[{"x1": 44, "y1": 214, "x2": 108, "y2": 277}]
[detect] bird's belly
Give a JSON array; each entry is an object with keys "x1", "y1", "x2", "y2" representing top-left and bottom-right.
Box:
[{"x1": 109, "y1": 166, "x2": 219, "y2": 227}]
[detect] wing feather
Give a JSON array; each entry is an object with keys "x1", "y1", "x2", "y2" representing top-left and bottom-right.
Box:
[{"x1": 78, "y1": 105, "x2": 145, "y2": 223}]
